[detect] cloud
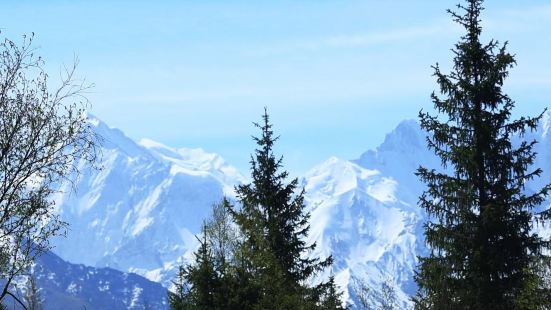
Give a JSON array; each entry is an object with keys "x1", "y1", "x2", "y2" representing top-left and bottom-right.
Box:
[
  {"x1": 247, "y1": 21, "x2": 458, "y2": 57},
  {"x1": 320, "y1": 24, "x2": 456, "y2": 48},
  {"x1": 485, "y1": 3, "x2": 551, "y2": 32},
  {"x1": 498, "y1": 3, "x2": 551, "y2": 19}
]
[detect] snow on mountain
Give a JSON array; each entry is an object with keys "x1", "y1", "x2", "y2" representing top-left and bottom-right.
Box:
[
  {"x1": 302, "y1": 121, "x2": 431, "y2": 308},
  {"x1": 51, "y1": 112, "x2": 551, "y2": 309},
  {"x1": 355, "y1": 119, "x2": 439, "y2": 197},
  {"x1": 138, "y1": 138, "x2": 243, "y2": 194},
  {"x1": 302, "y1": 113, "x2": 551, "y2": 308},
  {"x1": 52, "y1": 115, "x2": 244, "y2": 286},
  {"x1": 3, "y1": 251, "x2": 168, "y2": 310}
]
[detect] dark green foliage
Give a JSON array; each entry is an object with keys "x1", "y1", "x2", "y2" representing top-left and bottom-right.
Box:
[
  {"x1": 168, "y1": 266, "x2": 189, "y2": 310},
  {"x1": 414, "y1": 1, "x2": 551, "y2": 309},
  {"x1": 169, "y1": 200, "x2": 238, "y2": 310},
  {"x1": 229, "y1": 108, "x2": 344, "y2": 309},
  {"x1": 186, "y1": 231, "x2": 219, "y2": 309},
  {"x1": 317, "y1": 277, "x2": 347, "y2": 310},
  {"x1": 168, "y1": 229, "x2": 218, "y2": 310},
  {"x1": 171, "y1": 109, "x2": 345, "y2": 309}
]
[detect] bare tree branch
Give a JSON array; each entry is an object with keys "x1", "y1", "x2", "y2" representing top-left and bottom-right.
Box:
[{"x1": 0, "y1": 33, "x2": 99, "y2": 304}]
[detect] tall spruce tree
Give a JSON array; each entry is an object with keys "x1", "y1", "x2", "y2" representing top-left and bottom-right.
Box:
[
  {"x1": 229, "y1": 108, "x2": 344, "y2": 309},
  {"x1": 171, "y1": 111, "x2": 345, "y2": 309},
  {"x1": 414, "y1": 1, "x2": 551, "y2": 309}
]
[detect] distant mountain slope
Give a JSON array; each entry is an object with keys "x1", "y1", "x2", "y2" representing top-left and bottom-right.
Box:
[
  {"x1": 302, "y1": 120, "x2": 434, "y2": 308},
  {"x1": 52, "y1": 116, "x2": 244, "y2": 286},
  {"x1": 3, "y1": 251, "x2": 168, "y2": 310}
]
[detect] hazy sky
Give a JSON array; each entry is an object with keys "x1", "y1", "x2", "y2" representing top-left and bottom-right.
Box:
[{"x1": 1, "y1": 1, "x2": 550, "y2": 175}]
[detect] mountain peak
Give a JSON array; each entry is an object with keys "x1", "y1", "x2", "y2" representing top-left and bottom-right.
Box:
[
  {"x1": 378, "y1": 119, "x2": 424, "y2": 153},
  {"x1": 355, "y1": 119, "x2": 429, "y2": 171},
  {"x1": 86, "y1": 114, "x2": 151, "y2": 158},
  {"x1": 139, "y1": 138, "x2": 245, "y2": 184},
  {"x1": 86, "y1": 112, "x2": 102, "y2": 127}
]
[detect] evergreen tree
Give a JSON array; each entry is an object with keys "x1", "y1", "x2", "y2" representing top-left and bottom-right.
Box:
[
  {"x1": 414, "y1": 1, "x2": 551, "y2": 309},
  {"x1": 169, "y1": 225, "x2": 219, "y2": 310},
  {"x1": 317, "y1": 276, "x2": 346, "y2": 310},
  {"x1": 170, "y1": 199, "x2": 244, "y2": 310},
  {"x1": 170, "y1": 110, "x2": 345, "y2": 309},
  {"x1": 229, "y1": 108, "x2": 344, "y2": 309},
  {"x1": 168, "y1": 265, "x2": 191, "y2": 310},
  {"x1": 187, "y1": 230, "x2": 219, "y2": 309}
]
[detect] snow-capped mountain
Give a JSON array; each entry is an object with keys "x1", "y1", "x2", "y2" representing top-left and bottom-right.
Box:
[
  {"x1": 52, "y1": 116, "x2": 244, "y2": 286},
  {"x1": 305, "y1": 114, "x2": 551, "y2": 308},
  {"x1": 302, "y1": 120, "x2": 436, "y2": 308},
  {"x1": 51, "y1": 112, "x2": 551, "y2": 309},
  {"x1": 303, "y1": 113, "x2": 551, "y2": 308}
]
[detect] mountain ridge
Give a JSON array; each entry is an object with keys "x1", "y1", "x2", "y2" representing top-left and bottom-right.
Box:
[{"x1": 50, "y1": 112, "x2": 551, "y2": 308}]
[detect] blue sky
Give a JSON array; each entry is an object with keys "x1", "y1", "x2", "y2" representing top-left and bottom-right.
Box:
[{"x1": 1, "y1": 1, "x2": 550, "y2": 175}]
